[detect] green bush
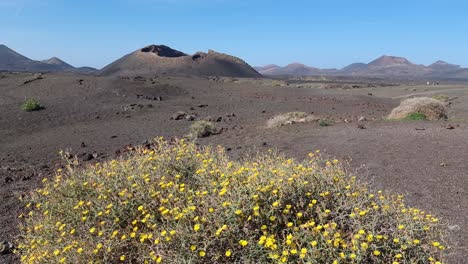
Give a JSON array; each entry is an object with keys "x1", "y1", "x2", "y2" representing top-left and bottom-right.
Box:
[
  {"x1": 18, "y1": 139, "x2": 447, "y2": 263},
  {"x1": 405, "y1": 112, "x2": 427, "y2": 121},
  {"x1": 189, "y1": 121, "x2": 216, "y2": 139},
  {"x1": 319, "y1": 119, "x2": 333, "y2": 127},
  {"x1": 21, "y1": 99, "x2": 43, "y2": 112}
]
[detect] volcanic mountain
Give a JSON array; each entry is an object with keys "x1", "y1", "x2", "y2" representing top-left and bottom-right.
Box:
[
  {"x1": 257, "y1": 55, "x2": 468, "y2": 79},
  {"x1": 0, "y1": 44, "x2": 96, "y2": 73},
  {"x1": 98, "y1": 45, "x2": 261, "y2": 78}
]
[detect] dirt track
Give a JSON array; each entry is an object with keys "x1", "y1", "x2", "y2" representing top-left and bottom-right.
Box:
[{"x1": 1, "y1": 73, "x2": 467, "y2": 263}]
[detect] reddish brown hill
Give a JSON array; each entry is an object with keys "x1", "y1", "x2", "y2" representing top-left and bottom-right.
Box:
[{"x1": 98, "y1": 45, "x2": 261, "y2": 78}]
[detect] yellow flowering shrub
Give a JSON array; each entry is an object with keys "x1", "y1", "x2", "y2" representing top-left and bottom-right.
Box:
[{"x1": 18, "y1": 138, "x2": 447, "y2": 263}]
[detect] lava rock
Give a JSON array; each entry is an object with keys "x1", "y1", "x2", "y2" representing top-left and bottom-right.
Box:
[{"x1": 172, "y1": 111, "x2": 187, "y2": 120}]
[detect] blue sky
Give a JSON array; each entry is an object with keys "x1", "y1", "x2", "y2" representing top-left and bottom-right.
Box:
[{"x1": 1, "y1": 0, "x2": 467, "y2": 69}]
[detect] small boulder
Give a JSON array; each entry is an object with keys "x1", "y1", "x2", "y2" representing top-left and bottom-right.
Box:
[{"x1": 172, "y1": 111, "x2": 187, "y2": 120}]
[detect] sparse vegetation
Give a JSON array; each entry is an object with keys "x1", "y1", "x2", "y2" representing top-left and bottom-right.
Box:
[
  {"x1": 432, "y1": 95, "x2": 450, "y2": 102},
  {"x1": 18, "y1": 139, "x2": 447, "y2": 263},
  {"x1": 319, "y1": 119, "x2": 333, "y2": 127},
  {"x1": 267, "y1": 112, "x2": 318, "y2": 128},
  {"x1": 21, "y1": 99, "x2": 43, "y2": 112},
  {"x1": 190, "y1": 121, "x2": 216, "y2": 138},
  {"x1": 388, "y1": 97, "x2": 447, "y2": 120},
  {"x1": 405, "y1": 112, "x2": 427, "y2": 121}
]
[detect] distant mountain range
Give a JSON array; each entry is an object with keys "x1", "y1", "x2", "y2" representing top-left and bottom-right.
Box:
[
  {"x1": 255, "y1": 55, "x2": 468, "y2": 79},
  {"x1": 98, "y1": 44, "x2": 261, "y2": 78},
  {"x1": 0, "y1": 44, "x2": 96, "y2": 74},
  {"x1": 2, "y1": 43, "x2": 468, "y2": 79}
]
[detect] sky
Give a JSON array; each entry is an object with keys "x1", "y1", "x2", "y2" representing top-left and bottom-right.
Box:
[{"x1": 1, "y1": 0, "x2": 467, "y2": 69}]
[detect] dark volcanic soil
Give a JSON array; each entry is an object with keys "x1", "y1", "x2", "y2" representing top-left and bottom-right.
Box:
[{"x1": 0, "y1": 73, "x2": 467, "y2": 263}]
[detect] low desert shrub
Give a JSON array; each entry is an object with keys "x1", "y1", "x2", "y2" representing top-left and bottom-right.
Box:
[
  {"x1": 388, "y1": 97, "x2": 447, "y2": 120},
  {"x1": 267, "y1": 112, "x2": 318, "y2": 128},
  {"x1": 431, "y1": 95, "x2": 450, "y2": 102},
  {"x1": 319, "y1": 119, "x2": 333, "y2": 127},
  {"x1": 189, "y1": 121, "x2": 216, "y2": 138},
  {"x1": 21, "y1": 99, "x2": 43, "y2": 112},
  {"x1": 405, "y1": 112, "x2": 427, "y2": 121},
  {"x1": 18, "y1": 139, "x2": 448, "y2": 263}
]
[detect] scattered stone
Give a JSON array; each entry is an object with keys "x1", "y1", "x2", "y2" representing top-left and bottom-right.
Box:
[
  {"x1": 358, "y1": 116, "x2": 366, "y2": 122},
  {"x1": 172, "y1": 111, "x2": 187, "y2": 120},
  {"x1": 262, "y1": 142, "x2": 268, "y2": 146},
  {"x1": 111, "y1": 135, "x2": 118, "y2": 139},
  {"x1": 82, "y1": 153, "x2": 94, "y2": 161},
  {"x1": 136, "y1": 94, "x2": 163, "y2": 101},
  {"x1": 448, "y1": 225, "x2": 461, "y2": 231},
  {"x1": 80, "y1": 142, "x2": 87, "y2": 148},
  {"x1": 4, "y1": 177, "x2": 13, "y2": 184},
  {"x1": 185, "y1": 115, "x2": 196, "y2": 121},
  {"x1": 357, "y1": 124, "x2": 366, "y2": 129},
  {"x1": 261, "y1": 110, "x2": 266, "y2": 113},
  {"x1": 368, "y1": 93, "x2": 373, "y2": 96},
  {"x1": 196, "y1": 104, "x2": 208, "y2": 108},
  {"x1": 226, "y1": 147, "x2": 232, "y2": 151},
  {"x1": 446, "y1": 124, "x2": 455, "y2": 130},
  {"x1": 216, "y1": 116, "x2": 223, "y2": 122},
  {"x1": 0, "y1": 241, "x2": 14, "y2": 255},
  {"x1": 415, "y1": 128, "x2": 426, "y2": 131},
  {"x1": 22, "y1": 171, "x2": 35, "y2": 181},
  {"x1": 440, "y1": 162, "x2": 447, "y2": 167},
  {"x1": 227, "y1": 113, "x2": 236, "y2": 117}
]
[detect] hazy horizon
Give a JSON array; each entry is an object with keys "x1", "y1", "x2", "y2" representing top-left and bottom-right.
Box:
[{"x1": 1, "y1": 0, "x2": 467, "y2": 69}]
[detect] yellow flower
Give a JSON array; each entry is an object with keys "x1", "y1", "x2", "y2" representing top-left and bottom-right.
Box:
[
  {"x1": 310, "y1": 240, "x2": 318, "y2": 247},
  {"x1": 239, "y1": 240, "x2": 248, "y2": 247},
  {"x1": 199, "y1": 251, "x2": 206, "y2": 257},
  {"x1": 138, "y1": 205, "x2": 144, "y2": 211},
  {"x1": 77, "y1": 248, "x2": 83, "y2": 253},
  {"x1": 190, "y1": 245, "x2": 197, "y2": 251},
  {"x1": 225, "y1": 249, "x2": 232, "y2": 257},
  {"x1": 395, "y1": 253, "x2": 402, "y2": 259},
  {"x1": 373, "y1": 250, "x2": 381, "y2": 256},
  {"x1": 120, "y1": 255, "x2": 125, "y2": 261},
  {"x1": 194, "y1": 224, "x2": 200, "y2": 231},
  {"x1": 350, "y1": 253, "x2": 356, "y2": 259}
]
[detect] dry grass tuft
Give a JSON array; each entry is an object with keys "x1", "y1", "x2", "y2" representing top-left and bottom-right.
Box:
[
  {"x1": 17, "y1": 139, "x2": 448, "y2": 263},
  {"x1": 267, "y1": 112, "x2": 319, "y2": 128},
  {"x1": 388, "y1": 97, "x2": 447, "y2": 120}
]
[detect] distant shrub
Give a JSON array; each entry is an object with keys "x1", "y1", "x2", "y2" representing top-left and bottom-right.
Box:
[
  {"x1": 388, "y1": 97, "x2": 447, "y2": 120},
  {"x1": 267, "y1": 112, "x2": 319, "y2": 128},
  {"x1": 405, "y1": 112, "x2": 427, "y2": 121},
  {"x1": 21, "y1": 99, "x2": 43, "y2": 112},
  {"x1": 18, "y1": 139, "x2": 448, "y2": 263},
  {"x1": 190, "y1": 121, "x2": 216, "y2": 138},
  {"x1": 319, "y1": 119, "x2": 333, "y2": 127}
]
